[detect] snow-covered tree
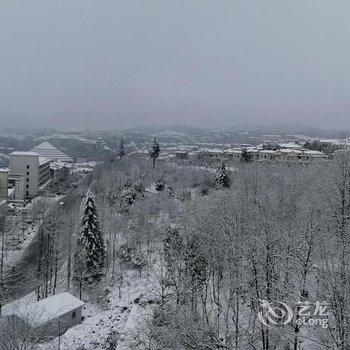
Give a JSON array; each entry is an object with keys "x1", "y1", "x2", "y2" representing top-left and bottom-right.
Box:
[
  {"x1": 149, "y1": 137, "x2": 161, "y2": 171},
  {"x1": 74, "y1": 190, "x2": 105, "y2": 292},
  {"x1": 163, "y1": 226, "x2": 183, "y2": 270},
  {"x1": 118, "y1": 180, "x2": 145, "y2": 213},
  {"x1": 241, "y1": 148, "x2": 253, "y2": 163},
  {"x1": 213, "y1": 161, "x2": 230, "y2": 188},
  {"x1": 118, "y1": 138, "x2": 125, "y2": 160},
  {"x1": 155, "y1": 179, "x2": 165, "y2": 191}
]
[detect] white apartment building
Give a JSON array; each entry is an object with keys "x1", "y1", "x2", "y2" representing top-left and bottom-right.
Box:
[
  {"x1": 0, "y1": 167, "x2": 26, "y2": 202},
  {"x1": 9, "y1": 151, "x2": 51, "y2": 199},
  {"x1": 38, "y1": 157, "x2": 51, "y2": 188},
  {"x1": 8, "y1": 173, "x2": 25, "y2": 202}
]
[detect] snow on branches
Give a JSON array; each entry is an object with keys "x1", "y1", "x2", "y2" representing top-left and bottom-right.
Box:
[{"x1": 74, "y1": 189, "x2": 106, "y2": 290}]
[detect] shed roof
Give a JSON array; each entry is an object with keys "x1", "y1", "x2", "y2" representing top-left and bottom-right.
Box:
[{"x1": 4, "y1": 292, "x2": 84, "y2": 327}]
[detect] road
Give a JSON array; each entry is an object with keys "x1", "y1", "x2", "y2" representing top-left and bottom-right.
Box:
[{"x1": 2, "y1": 191, "x2": 82, "y2": 303}]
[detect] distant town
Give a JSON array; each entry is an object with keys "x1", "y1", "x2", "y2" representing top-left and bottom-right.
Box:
[{"x1": 0, "y1": 125, "x2": 347, "y2": 208}]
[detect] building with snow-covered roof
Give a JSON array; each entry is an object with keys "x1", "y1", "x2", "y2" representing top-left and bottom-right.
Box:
[
  {"x1": 34, "y1": 134, "x2": 102, "y2": 156},
  {"x1": 31, "y1": 142, "x2": 74, "y2": 163},
  {"x1": 273, "y1": 149, "x2": 327, "y2": 163},
  {"x1": 195, "y1": 147, "x2": 327, "y2": 164},
  {"x1": 278, "y1": 142, "x2": 302, "y2": 150},
  {"x1": 2, "y1": 292, "x2": 85, "y2": 338}
]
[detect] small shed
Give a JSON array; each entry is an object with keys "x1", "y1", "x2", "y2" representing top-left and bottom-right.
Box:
[{"x1": 3, "y1": 292, "x2": 85, "y2": 338}]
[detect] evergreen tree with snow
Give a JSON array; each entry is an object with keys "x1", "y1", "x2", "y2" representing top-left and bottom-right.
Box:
[
  {"x1": 118, "y1": 138, "x2": 125, "y2": 160},
  {"x1": 214, "y1": 161, "x2": 230, "y2": 189},
  {"x1": 73, "y1": 190, "x2": 105, "y2": 292},
  {"x1": 149, "y1": 137, "x2": 161, "y2": 171}
]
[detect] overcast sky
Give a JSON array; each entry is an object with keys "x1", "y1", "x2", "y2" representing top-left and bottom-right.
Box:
[{"x1": 1, "y1": 1, "x2": 350, "y2": 131}]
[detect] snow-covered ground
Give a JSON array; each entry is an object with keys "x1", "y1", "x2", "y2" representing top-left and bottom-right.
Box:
[
  {"x1": 145, "y1": 184, "x2": 158, "y2": 194},
  {"x1": 38, "y1": 266, "x2": 158, "y2": 350}
]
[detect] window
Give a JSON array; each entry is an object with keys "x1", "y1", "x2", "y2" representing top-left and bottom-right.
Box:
[
  {"x1": 26, "y1": 178, "x2": 29, "y2": 182},
  {"x1": 26, "y1": 165, "x2": 29, "y2": 169},
  {"x1": 26, "y1": 171, "x2": 29, "y2": 175},
  {"x1": 72, "y1": 311, "x2": 76, "y2": 319},
  {"x1": 26, "y1": 184, "x2": 29, "y2": 188},
  {"x1": 26, "y1": 191, "x2": 29, "y2": 197}
]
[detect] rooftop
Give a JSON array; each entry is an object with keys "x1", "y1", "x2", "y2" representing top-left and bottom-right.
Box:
[
  {"x1": 32, "y1": 142, "x2": 74, "y2": 163},
  {"x1": 3, "y1": 292, "x2": 84, "y2": 327},
  {"x1": 304, "y1": 150, "x2": 325, "y2": 156},
  {"x1": 260, "y1": 150, "x2": 276, "y2": 154},
  {"x1": 39, "y1": 156, "x2": 51, "y2": 165},
  {"x1": 279, "y1": 148, "x2": 303, "y2": 154},
  {"x1": 278, "y1": 142, "x2": 302, "y2": 149},
  {"x1": 33, "y1": 141, "x2": 57, "y2": 150},
  {"x1": 10, "y1": 151, "x2": 39, "y2": 157}
]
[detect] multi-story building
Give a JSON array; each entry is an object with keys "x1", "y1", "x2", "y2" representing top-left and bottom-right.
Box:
[
  {"x1": 8, "y1": 173, "x2": 25, "y2": 202},
  {"x1": 9, "y1": 151, "x2": 51, "y2": 199},
  {"x1": 0, "y1": 169, "x2": 25, "y2": 203},
  {"x1": 38, "y1": 157, "x2": 51, "y2": 188},
  {"x1": 198, "y1": 148, "x2": 327, "y2": 164}
]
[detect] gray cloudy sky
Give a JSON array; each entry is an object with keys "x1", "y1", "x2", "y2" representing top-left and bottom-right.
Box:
[{"x1": 1, "y1": 0, "x2": 350, "y2": 130}]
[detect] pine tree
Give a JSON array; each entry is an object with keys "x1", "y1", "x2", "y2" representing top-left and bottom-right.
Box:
[
  {"x1": 149, "y1": 137, "x2": 161, "y2": 171},
  {"x1": 74, "y1": 190, "x2": 105, "y2": 292},
  {"x1": 214, "y1": 161, "x2": 230, "y2": 188},
  {"x1": 118, "y1": 138, "x2": 125, "y2": 160}
]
